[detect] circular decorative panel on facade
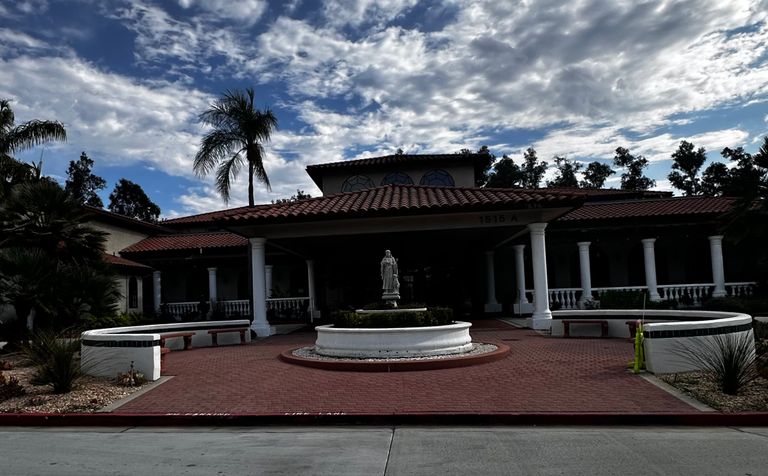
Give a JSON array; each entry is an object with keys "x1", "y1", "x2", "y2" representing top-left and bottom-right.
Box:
[
  {"x1": 381, "y1": 171, "x2": 414, "y2": 186},
  {"x1": 341, "y1": 175, "x2": 375, "y2": 192},
  {"x1": 419, "y1": 169, "x2": 455, "y2": 187}
]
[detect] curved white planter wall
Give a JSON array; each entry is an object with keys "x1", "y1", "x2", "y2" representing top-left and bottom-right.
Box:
[
  {"x1": 315, "y1": 321, "x2": 473, "y2": 358},
  {"x1": 81, "y1": 320, "x2": 251, "y2": 381},
  {"x1": 552, "y1": 310, "x2": 755, "y2": 374}
]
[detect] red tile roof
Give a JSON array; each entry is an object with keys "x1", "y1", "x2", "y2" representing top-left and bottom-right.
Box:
[
  {"x1": 163, "y1": 184, "x2": 585, "y2": 226},
  {"x1": 306, "y1": 153, "x2": 488, "y2": 171},
  {"x1": 121, "y1": 232, "x2": 248, "y2": 254},
  {"x1": 103, "y1": 253, "x2": 151, "y2": 269},
  {"x1": 558, "y1": 196, "x2": 736, "y2": 221}
]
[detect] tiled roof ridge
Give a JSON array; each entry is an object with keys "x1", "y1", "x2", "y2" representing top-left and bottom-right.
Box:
[
  {"x1": 578, "y1": 195, "x2": 736, "y2": 206},
  {"x1": 306, "y1": 153, "x2": 488, "y2": 170}
]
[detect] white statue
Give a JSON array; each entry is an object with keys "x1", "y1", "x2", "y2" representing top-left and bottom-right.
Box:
[{"x1": 380, "y1": 250, "x2": 400, "y2": 303}]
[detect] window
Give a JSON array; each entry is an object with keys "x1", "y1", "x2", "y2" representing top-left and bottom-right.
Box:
[
  {"x1": 341, "y1": 175, "x2": 375, "y2": 192},
  {"x1": 420, "y1": 169, "x2": 455, "y2": 187},
  {"x1": 128, "y1": 276, "x2": 138, "y2": 309},
  {"x1": 381, "y1": 171, "x2": 414, "y2": 186}
]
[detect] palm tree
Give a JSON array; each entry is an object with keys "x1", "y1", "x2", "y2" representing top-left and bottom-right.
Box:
[
  {"x1": 0, "y1": 99, "x2": 66, "y2": 160},
  {"x1": 1, "y1": 99, "x2": 66, "y2": 201},
  {"x1": 194, "y1": 88, "x2": 278, "y2": 206}
]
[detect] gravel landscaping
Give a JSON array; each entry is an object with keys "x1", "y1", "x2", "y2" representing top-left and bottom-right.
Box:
[
  {"x1": 0, "y1": 354, "x2": 147, "y2": 414},
  {"x1": 659, "y1": 373, "x2": 768, "y2": 412}
]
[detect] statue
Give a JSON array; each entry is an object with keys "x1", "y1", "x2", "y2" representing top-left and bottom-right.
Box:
[{"x1": 380, "y1": 249, "x2": 400, "y2": 306}]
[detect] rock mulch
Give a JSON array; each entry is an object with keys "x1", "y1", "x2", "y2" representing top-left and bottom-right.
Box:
[
  {"x1": 659, "y1": 372, "x2": 768, "y2": 412},
  {"x1": 292, "y1": 343, "x2": 498, "y2": 361},
  {"x1": 0, "y1": 354, "x2": 147, "y2": 414}
]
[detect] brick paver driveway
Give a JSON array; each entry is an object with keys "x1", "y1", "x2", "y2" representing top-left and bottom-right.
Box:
[{"x1": 114, "y1": 320, "x2": 698, "y2": 415}]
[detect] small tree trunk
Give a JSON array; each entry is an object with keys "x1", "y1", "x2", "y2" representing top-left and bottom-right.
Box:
[{"x1": 248, "y1": 162, "x2": 254, "y2": 207}]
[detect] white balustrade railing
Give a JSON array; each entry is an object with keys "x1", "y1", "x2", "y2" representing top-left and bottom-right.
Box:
[
  {"x1": 164, "y1": 296, "x2": 311, "y2": 319},
  {"x1": 527, "y1": 282, "x2": 756, "y2": 309},
  {"x1": 218, "y1": 299, "x2": 250, "y2": 316},
  {"x1": 164, "y1": 301, "x2": 197, "y2": 317}
]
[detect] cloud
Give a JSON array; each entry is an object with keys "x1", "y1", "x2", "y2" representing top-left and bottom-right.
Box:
[
  {"x1": 177, "y1": 0, "x2": 267, "y2": 25},
  {"x1": 0, "y1": 54, "x2": 212, "y2": 178},
  {"x1": 321, "y1": 0, "x2": 419, "y2": 27}
]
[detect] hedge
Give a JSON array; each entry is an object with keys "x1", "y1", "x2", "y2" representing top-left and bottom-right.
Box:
[{"x1": 333, "y1": 307, "x2": 454, "y2": 328}]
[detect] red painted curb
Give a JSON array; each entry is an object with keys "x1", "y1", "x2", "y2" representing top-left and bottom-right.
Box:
[
  {"x1": 277, "y1": 342, "x2": 511, "y2": 371},
  {"x1": 1, "y1": 412, "x2": 768, "y2": 427}
]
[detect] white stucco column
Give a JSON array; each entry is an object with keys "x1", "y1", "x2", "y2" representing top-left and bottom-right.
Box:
[
  {"x1": 207, "y1": 267, "x2": 217, "y2": 303},
  {"x1": 528, "y1": 223, "x2": 552, "y2": 329},
  {"x1": 641, "y1": 238, "x2": 661, "y2": 302},
  {"x1": 152, "y1": 270, "x2": 161, "y2": 312},
  {"x1": 577, "y1": 241, "x2": 593, "y2": 306},
  {"x1": 513, "y1": 244, "x2": 529, "y2": 305},
  {"x1": 484, "y1": 251, "x2": 501, "y2": 313},
  {"x1": 306, "y1": 259, "x2": 318, "y2": 321},
  {"x1": 249, "y1": 237, "x2": 271, "y2": 336},
  {"x1": 265, "y1": 265, "x2": 273, "y2": 299},
  {"x1": 708, "y1": 235, "x2": 727, "y2": 298},
  {"x1": 137, "y1": 276, "x2": 144, "y2": 312}
]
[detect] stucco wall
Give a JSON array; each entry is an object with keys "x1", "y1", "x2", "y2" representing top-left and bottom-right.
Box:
[
  {"x1": 319, "y1": 163, "x2": 475, "y2": 195},
  {"x1": 90, "y1": 222, "x2": 149, "y2": 255}
]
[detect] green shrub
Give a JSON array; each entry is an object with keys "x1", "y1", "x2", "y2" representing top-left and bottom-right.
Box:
[
  {"x1": 703, "y1": 297, "x2": 768, "y2": 316},
  {"x1": 598, "y1": 290, "x2": 647, "y2": 309},
  {"x1": 0, "y1": 371, "x2": 25, "y2": 401},
  {"x1": 674, "y1": 332, "x2": 760, "y2": 395},
  {"x1": 23, "y1": 329, "x2": 83, "y2": 394},
  {"x1": 333, "y1": 307, "x2": 454, "y2": 328}
]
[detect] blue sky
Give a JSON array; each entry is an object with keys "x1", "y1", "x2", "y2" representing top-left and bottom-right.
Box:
[{"x1": 1, "y1": 0, "x2": 767, "y2": 218}]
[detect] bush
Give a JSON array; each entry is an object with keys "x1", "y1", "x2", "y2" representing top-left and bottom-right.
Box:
[
  {"x1": 597, "y1": 290, "x2": 677, "y2": 310},
  {"x1": 674, "y1": 332, "x2": 761, "y2": 395},
  {"x1": 702, "y1": 297, "x2": 748, "y2": 313},
  {"x1": 23, "y1": 329, "x2": 83, "y2": 394},
  {"x1": 333, "y1": 307, "x2": 454, "y2": 328}
]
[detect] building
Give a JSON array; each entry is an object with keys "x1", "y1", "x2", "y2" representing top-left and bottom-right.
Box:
[{"x1": 98, "y1": 153, "x2": 756, "y2": 335}]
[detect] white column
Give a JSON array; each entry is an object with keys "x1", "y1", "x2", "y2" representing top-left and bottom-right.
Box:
[
  {"x1": 528, "y1": 223, "x2": 552, "y2": 330},
  {"x1": 306, "y1": 259, "x2": 318, "y2": 321},
  {"x1": 484, "y1": 251, "x2": 501, "y2": 313},
  {"x1": 641, "y1": 238, "x2": 661, "y2": 302},
  {"x1": 152, "y1": 270, "x2": 161, "y2": 312},
  {"x1": 708, "y1": 235, "x2": 726, "y2": 298},
  {"x1": 249, "y1": 237, "x2": 271, "y2": 336},
  {"x1": 577, "y1": 241, "x2": 593, "y2": 306},
  {"x1": 513, "y1": 244, "x2": 529, "y2": 305},
  {"x1": 137, "y1": 276, "x2": 144, "y2": 312},
  {"x1": 265, "y1": 265, "x2": 273, "y2": 299},
  {"x1": 207, "y1": 267, "x2": 217, "y2": 317}
]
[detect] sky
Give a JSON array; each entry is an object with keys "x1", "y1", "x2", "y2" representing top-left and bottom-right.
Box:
[{"x1": 1, "y1": 0, "x2": 768, "y2": 218}]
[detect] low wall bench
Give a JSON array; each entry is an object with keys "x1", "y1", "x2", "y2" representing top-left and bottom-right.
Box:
[
  {"x1": 562, "y1": 319, "x2": 609, "y2": 338},
  {"x1": 208, "y1": 327, "x2": 249, "y2": 346},
  {"x1": 159, "y1": 331, "x2": 195, "y2": 350}
]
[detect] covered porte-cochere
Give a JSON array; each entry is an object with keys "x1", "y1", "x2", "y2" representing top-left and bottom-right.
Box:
[{"x1": 162, "y1": 185, "x2": 585, "y2": 335}]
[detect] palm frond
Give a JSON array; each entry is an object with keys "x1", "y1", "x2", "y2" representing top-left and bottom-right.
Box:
[
  {"x1": 0, "y1": 99, "x2": 14, "y2": 134},
  {"x1": 248, "y1": 143, "x2": 271, "y2": 192},
  {"x1": 215, "y1": 151, "x2": 245, "y2": 204},
  {"x1": 193, "y1": 129, "x2": 240, "y2": 176},
  {"x1": 5, "y1": 120, "x2": 66, "y2": 154}
]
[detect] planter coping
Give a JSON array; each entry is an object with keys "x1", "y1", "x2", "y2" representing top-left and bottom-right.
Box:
[{"x1": 315, "y1": 321, "x2": 471, "y2": 333}]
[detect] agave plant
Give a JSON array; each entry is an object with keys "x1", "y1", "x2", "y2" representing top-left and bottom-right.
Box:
[
  {"x1": 23, "y1": 328, "x2": 83, "y2": 394},
  {"x1": 674, "y1": 332, "x2": 761, "y2": 395}
]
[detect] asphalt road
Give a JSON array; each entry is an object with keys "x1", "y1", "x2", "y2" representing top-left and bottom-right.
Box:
[{"x1": 0, "y1": 426, "x2": 766, "y2": 475}]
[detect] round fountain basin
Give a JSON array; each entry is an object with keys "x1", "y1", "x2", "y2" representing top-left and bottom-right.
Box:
[{"x1": 314, "y1": 321, "x2": 473, "y2": 358}]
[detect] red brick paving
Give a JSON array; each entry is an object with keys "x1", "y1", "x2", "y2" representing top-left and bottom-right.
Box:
[{"x1": 114, "y1": 320, "x2": 698, "y2": 415}]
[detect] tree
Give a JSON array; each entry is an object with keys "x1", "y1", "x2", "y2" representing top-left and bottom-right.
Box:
[
  {"x1": 668, "y1": 140, "x2": 707, "y2": 196},
  {"x1": 474, "y1": 145, "x2": 495, "y2": 186},
  {"x1": 613, "y1": 147, "x2": 655, "y2": 191},
  {"x1": 272, "y1": 189, "x2": 312, "y2": 204},
  {"x1": 547, "y1": 156, "x2": 582, "y2": 188},
  {"x1": 486, "y1": 154, "x2": 524, "y2": 188},
  {"x1": 108, "y1": 179, "x2": 161, "y2": 222},
  {"x1": 65, "y1": 152, "x2": 106, "y2": 207},
  {"x1": 0, "y1": 99, "x2": 66, "y2": 201},
  {"x1": 701, "y1": 162, "x2": 730, "y2": 197},
  {"x1": 0, "y1": 180, "x2": 116, "y2": 331},
  {"x1": 521, "y1": 147, "x2": 548, "y2": 188},
  {"x1": 580, "y1": 161, "x2": 615, "y2": 188},
  {"x1": 0, "y1": 99, "x2": 66, "y2": 161},
  {"x1": 194, "y1": 88, "x2": 278, "y2": 206},
  {"x1": 720, "y1": 146, "x2": 763, "y2": 199}
]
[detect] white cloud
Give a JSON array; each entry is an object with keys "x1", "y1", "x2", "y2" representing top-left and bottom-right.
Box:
[
  {"x1": 177, "y1": 0, "x2": 267, "y2": 25},
  {"x1": 322, "y1": 0, "x2": 419, "y2": 27},
  {"x1": 0, "y1": 54, "x2": 211, "y2": 178}
]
